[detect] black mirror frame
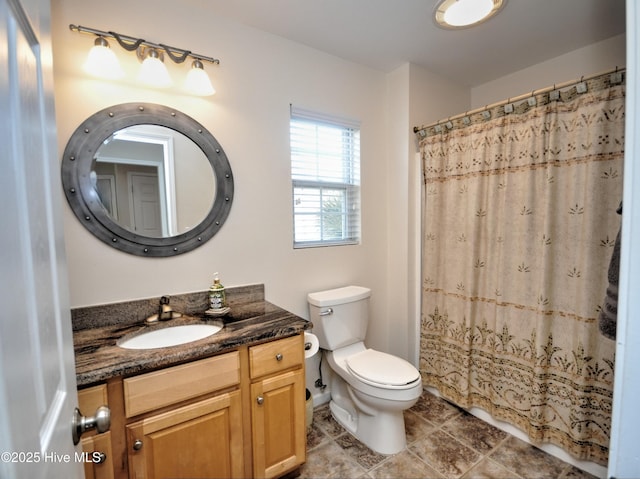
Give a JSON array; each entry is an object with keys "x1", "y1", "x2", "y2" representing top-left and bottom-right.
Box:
[{"x1": 61, "y1": 103, "x2": 234, "y2": 257}]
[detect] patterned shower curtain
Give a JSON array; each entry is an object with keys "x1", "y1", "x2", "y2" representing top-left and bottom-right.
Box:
[{"x1": 418, "y1": 73, "x2": 625, "y2": 465}]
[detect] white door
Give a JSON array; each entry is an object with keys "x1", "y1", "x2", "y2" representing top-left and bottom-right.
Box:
[
  {"x1": 608, "y1": 2, "x2": 640, "y2": 477},
  {"x1": 130, "y1": 172, "x2": 164, "y2": 237},
  {"x1": 0, "y1": 0, "x2": 81, "y2": 478}
]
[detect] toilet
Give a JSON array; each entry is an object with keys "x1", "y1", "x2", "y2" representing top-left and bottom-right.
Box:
[{"x1": 307, "y1": 286, "x2": 422, "y2": 454}]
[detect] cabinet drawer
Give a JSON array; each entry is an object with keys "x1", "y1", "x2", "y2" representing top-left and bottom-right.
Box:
[
  {"x1": 249, "y1": 335, "x2": 303, "y2": 379},
  {"x1": 78, "y1": 384, "x2": 108, "y2": 413},
  {"x1": 124, "y1": 351, "x2": 239, "y2": 418}
]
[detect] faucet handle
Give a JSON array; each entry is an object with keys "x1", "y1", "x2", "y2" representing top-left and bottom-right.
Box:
[{"x1": 158, "y1": 295, "x2": 175, "y2": 320}]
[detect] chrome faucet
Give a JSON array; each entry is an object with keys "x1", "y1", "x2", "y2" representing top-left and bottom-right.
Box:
[{"x1": 145, "y1": 295, "x2": 182, "y2": 324}]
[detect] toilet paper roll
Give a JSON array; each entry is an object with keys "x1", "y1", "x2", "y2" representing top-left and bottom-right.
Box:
[{"x1": 304, "y1": 332, "x2": 320, "y2": 358}]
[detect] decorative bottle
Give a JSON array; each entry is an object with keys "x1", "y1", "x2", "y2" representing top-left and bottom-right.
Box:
[{"x1": 209, "y1": 273, "x2": 226, "y2": 310}]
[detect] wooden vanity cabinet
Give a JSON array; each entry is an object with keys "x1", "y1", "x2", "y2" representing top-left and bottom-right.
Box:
[
  {"x1": 123, "y1": 352, "x2": 244, "y2": 479},
  {"x1": 77, "y1": 333, "x2": 306, "y2": 479},
  {"x1": 78, "y1": 384, "x2": 115, "y2": 479},
  {"x1": 249, "y1": 335, "x2": 306, "y2": 479}
]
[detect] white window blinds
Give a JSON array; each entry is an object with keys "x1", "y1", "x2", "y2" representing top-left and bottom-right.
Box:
[{"x1": 290, "y1": 106, "x2": 361, "y2": 248}]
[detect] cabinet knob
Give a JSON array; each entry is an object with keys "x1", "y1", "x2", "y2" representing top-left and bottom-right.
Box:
[
  {"x1": 94, "y1": 452, "x2": 107, "y2": 464},
  {"x1": 133, "y1": 439, "x2": 143, "y2": 451},
  {"x1": 275, "y1": 353, "x2": 283, "y2": 361},
  {"x1": 256, "y1": 396, "x2": 264, "y2": 405}
]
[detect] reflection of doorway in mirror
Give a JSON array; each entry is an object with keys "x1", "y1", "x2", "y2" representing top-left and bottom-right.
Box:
[
  {"x1": 129, "y1": 172, "x2": 163, "y2": 237},
  {"x1": 93, "y1": 123, "x2": 216, "y2": 238},
  {"x1": 95, "y1": 126, "x2": 177, "y2": 236}
]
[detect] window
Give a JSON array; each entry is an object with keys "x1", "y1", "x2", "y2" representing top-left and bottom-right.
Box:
[{"x1": 290, "y1": 107, "x2": 361, "y2": 248}]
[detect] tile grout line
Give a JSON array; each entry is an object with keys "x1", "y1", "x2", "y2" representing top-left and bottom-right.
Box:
[{"x1": 305, "y1": 392, "x2": 595, "y2": 479}]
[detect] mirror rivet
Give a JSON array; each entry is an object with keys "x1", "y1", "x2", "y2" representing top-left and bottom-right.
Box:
[
  {"x1": 69, "y1": 188, "x2": 76, "y2": 194},
  {"x1": 112, "y1": 238, "x2": 117, "y2": 242},
  {"x1": 139, "y1": 106, "x2": 144, "y2": 111},
  {"x1": 84, "y1": 128, "x2": 89, "y2": 133},
  {"x1": 171, "y1": 112, "x2": 176, "y2": 117},
  {"x1": 84, "y1": 216, "x2": 91, "y2": 220},
  {"x1": 197, "y1": 237, "x2": 202, "y2": 241},
  {"x1": 225, "y1": 197, "x2": 229, "y2": 201},
  {"x1": 225, "y1": 174, "x2": 230, "y2": 178},
  {"x1": 215, "y1": 221, "x2": 220, "y2": 225},
  {"x1": 173, "y1": 247, "x2": 178, "y2": 251},
  {"x1": 143, "y1": 248, "x2": 149, "y2": 253},
  {"x1": 198, "y1": 129, "x2": 203, "y2": 133},
  {"x1": 216, "y1": 149, "x2": 220, "y2": 153},
  {"x1": 69, "y1": 156, "x2": 75, "y2": 161},
  {"x1": 108, "y1": 112, "x2": 114, "y2": 117}
]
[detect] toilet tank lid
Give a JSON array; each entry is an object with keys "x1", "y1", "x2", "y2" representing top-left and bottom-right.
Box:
[{"x1": 307, "y1": 286, "x2": 371, "y2": 307}]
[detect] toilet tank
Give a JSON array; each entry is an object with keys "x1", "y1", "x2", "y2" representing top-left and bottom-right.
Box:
[{"x1": 307, "y1": 286, "x2": 371, "y2": 350}]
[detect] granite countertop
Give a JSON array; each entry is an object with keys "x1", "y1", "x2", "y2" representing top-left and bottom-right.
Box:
[{"x1": 74, "y1": 298, "x2": 311, "y2": 387}]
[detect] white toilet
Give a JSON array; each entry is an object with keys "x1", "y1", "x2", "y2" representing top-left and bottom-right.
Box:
[{"x1": 307, "y1": 285, "x2": 422, "y2": 454}]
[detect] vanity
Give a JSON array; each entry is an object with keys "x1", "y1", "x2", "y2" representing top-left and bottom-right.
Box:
[{"x1": 72, "y1": 284, "x2": 311, "y2": 479}]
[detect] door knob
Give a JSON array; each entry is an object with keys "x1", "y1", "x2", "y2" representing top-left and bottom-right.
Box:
[
  {"x1": 256, "y1": 396, "x2": 264, "y2": 405},
  {"x1": 133, "y1": 439, "x2": 143, "y2": 451},
  {"x1": 275, "y1": 353, "x2": 283, "y2": 361},
  {"x1": 72, "y1": 405, "x2": 111, "y2": 445}
]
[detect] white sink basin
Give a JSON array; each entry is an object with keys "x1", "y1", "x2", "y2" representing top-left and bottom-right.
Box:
[{"x1": 118, "y1": 324, "x2": 222, "y2": 350}]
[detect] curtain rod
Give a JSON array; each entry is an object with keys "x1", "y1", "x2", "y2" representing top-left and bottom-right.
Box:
[{"x1": 412, "y1": 66, "x2": 625, "y2": 134}]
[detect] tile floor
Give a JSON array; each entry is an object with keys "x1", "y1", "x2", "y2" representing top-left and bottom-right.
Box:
[{"x1": 300, "y1": 390, "x2": 599, "y2": 479}]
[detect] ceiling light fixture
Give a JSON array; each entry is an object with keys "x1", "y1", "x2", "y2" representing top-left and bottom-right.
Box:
[
  {"x1": 434, "y1": 0, "x2": 506, "y2": 29},
  {"x1": 69, "y1": 24, "x2": 220, "y2": 96}
]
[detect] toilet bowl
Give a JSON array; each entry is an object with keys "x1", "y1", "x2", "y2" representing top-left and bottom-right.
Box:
[
  {"x1": 325, "y1": 342, "x2": 422, "y2": 454},
  {"x1": 307, "y1": 286, "x2": 423, "y2": 455}
]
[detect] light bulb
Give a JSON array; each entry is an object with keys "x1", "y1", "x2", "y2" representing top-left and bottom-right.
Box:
[
  {"x1": 83, "y1": 37, "x2": 124, "y2": 79},
  {"x1": 137, "y1": 48, "x2": 172, "y2": 88},
  {"x1": 434, "y1": 0, "x2": 504, "y2": 29},
  {"x1": 185, "y1": 60, "x2": 216, "y2": 96},
  {"x1": 444, "y1": 0, "x2": 493, "y2": 26}
]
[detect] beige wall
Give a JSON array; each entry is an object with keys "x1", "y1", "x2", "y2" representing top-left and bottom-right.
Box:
[
  {"x1": 52, "y1": 0, "x2": 390, "y2": 334},
  {"x1": 471, "y1": 34, "x2": 626, "y2": 108},
  {"x1": 51, "y1": 0, "x2": 625, "y2": 365},
  {"x1": 384, "y1": 64, "x2": 470, "y2": 361}
]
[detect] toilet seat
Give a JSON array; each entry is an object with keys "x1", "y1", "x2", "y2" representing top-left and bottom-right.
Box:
[{"x1": 346, "y1": 349, "x2": 420, "y2": 389}]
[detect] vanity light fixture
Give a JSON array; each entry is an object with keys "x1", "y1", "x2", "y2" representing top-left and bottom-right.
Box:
[
  {"x1": 434, "y1": 0, "x2": 506, "y2": 29},
  {"x1": 185, "y1": 60, "x2": 216, "y2": 96},
  {"x1": 137, "y1": 47, "x2": 172, "y2": 88},
  {"x1": 83, "y1": 36, "x2": 125, "y2": 79},
  {"x1": 69, "y1": 24, "x2": 220, "y2": 96}
]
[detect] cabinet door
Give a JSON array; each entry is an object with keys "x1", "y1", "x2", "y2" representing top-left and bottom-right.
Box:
[
  {"x1": 251, "y1": 369, "x2": 306, "y2": 479},
  {"x1": 126, "y1": 391, "x2": 244, "y2": 479},
  {"x1": 81, "y1": 432, "x2": 114, "y2": 479}
]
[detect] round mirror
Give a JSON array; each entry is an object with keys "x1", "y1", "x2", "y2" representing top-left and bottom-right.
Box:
[{"x1": 62, "y1": 103, "x2": 234, "y2": 256}]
